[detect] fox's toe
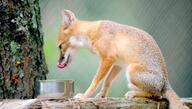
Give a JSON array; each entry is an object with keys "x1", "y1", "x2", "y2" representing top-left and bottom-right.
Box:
[{"x1": 73, "y1": 93, "x2": 86, "y2": 99}]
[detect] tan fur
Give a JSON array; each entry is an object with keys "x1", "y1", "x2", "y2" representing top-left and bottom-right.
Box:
[
  {"x1": 57, "y1": 10, "x2": 189, "y2": 109},
  {"x1": 125, "y1": 90, "x2": 156, "y2": 98},
  {"x1": 96, "y1": 65, "x2": 121, "y2": 98}
]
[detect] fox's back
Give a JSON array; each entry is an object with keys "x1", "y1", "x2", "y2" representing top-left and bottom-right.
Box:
[{"x1": 99, "y1": 21, "x2": 167, "y2": 74}]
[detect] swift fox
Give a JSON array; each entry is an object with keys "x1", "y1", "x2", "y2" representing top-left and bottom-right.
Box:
[{"x1": 56, "y1": 10, "x2": 188, "y2": 109}]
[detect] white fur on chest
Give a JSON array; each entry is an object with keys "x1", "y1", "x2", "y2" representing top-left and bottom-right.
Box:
[
  {"x1": 69, "y1": 36, "x2": 89, "y2": 47},
  {"x1": 69, "y1": 36, "x2": 97, "y2": 53}
]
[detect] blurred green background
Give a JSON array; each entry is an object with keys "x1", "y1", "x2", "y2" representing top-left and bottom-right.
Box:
[{"x1": 39, "y1": 0, "x2": 192, "y2": 97}]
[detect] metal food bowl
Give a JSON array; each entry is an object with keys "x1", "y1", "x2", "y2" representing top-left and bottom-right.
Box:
[{"x1": 38, "y1": 80, "x2": 74, "y2": 99}]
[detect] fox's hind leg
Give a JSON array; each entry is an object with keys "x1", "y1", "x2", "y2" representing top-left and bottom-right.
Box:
[{"x1": 125, "y1": 63, "x2": 164, "y2": 99}]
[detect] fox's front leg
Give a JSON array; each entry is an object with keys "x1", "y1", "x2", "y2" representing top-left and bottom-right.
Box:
[
  {"x1": 96, "y1": 65, "x2": 121, "y2": 98},
  {"x1": 74, "y1": 58, "x2": 114, "y2": 98}
]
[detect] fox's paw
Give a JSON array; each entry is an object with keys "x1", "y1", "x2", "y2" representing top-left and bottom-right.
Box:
[
  {"x1": 73, "y1": 93, "x2": 86, "y2": 99},
  {"x1": 95, "y1": 92, "x2": 106, "y2": 98},
  {"x1": 183, "y1": 106, "x2": 189, "y2": 109},
  {"x1": 124, "y1": 91, "x2": 137, "y2": 99}
]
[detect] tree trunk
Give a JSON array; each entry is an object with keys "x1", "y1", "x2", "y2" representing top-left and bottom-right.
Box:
[{"x1": 0, "y1": 0, "x2": 48, "y2": 99}]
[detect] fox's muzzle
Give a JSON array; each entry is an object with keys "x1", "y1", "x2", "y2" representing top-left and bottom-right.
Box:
[{"x1": 57, "y1": 48, "x2": 73, "y2": 69}]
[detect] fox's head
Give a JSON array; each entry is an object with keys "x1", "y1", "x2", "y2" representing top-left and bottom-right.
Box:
[{"x1": 56, "y1": 10, "x2": 79, "y2": 69}]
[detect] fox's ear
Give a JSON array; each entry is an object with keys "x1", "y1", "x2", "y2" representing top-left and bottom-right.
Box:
[{"x1": 62, "y1": 10, "x2": 77, "y2": 29}]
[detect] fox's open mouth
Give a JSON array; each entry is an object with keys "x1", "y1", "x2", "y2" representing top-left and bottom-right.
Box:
[{"x1": 57, "y1": 55, "x2": 70, "y2": 69}]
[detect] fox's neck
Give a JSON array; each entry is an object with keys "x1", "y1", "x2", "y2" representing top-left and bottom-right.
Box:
[{"x1": 69, "y1": 20, "x2": 100, "y2": 51}]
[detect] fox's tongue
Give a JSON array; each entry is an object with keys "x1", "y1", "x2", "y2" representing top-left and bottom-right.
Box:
[
  {"x1": 57, "y1": 55, "x2": 70, "y2": 69},
  {"x1": 57, "y1": 62, "x2": 68, "y2": 68},
  {"x1": 57, "y1": 57, "x2": 68, "y2": 68}
]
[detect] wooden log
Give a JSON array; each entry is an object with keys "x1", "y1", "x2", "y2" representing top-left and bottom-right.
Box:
[
  {"x1": 1, "y1": 98, "x2": 191, "y2": 109},
  {"x1": 32, "y1": 98, "x2": 192, "y2": 109},
  {"x1": 0, "y1": 99, "x2": 38, "y2": 109}
]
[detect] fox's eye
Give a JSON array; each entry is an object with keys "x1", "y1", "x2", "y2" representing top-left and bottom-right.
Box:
[
  {"x1": 58, "y1": 43, "x2": 65, "y2": 49},
  {"x1": 59, "y1": 45, "x2": 62, "y2": 49}
]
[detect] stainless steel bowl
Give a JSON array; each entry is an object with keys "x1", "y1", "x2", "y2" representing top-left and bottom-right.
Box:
[{"x1": 38, "y1": 80, "x2": 74, "y2": 99}]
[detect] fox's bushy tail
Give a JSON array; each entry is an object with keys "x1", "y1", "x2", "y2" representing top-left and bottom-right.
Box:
[{"x1": 165, "y1": 82, "x2": 189, "y2": 109}]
